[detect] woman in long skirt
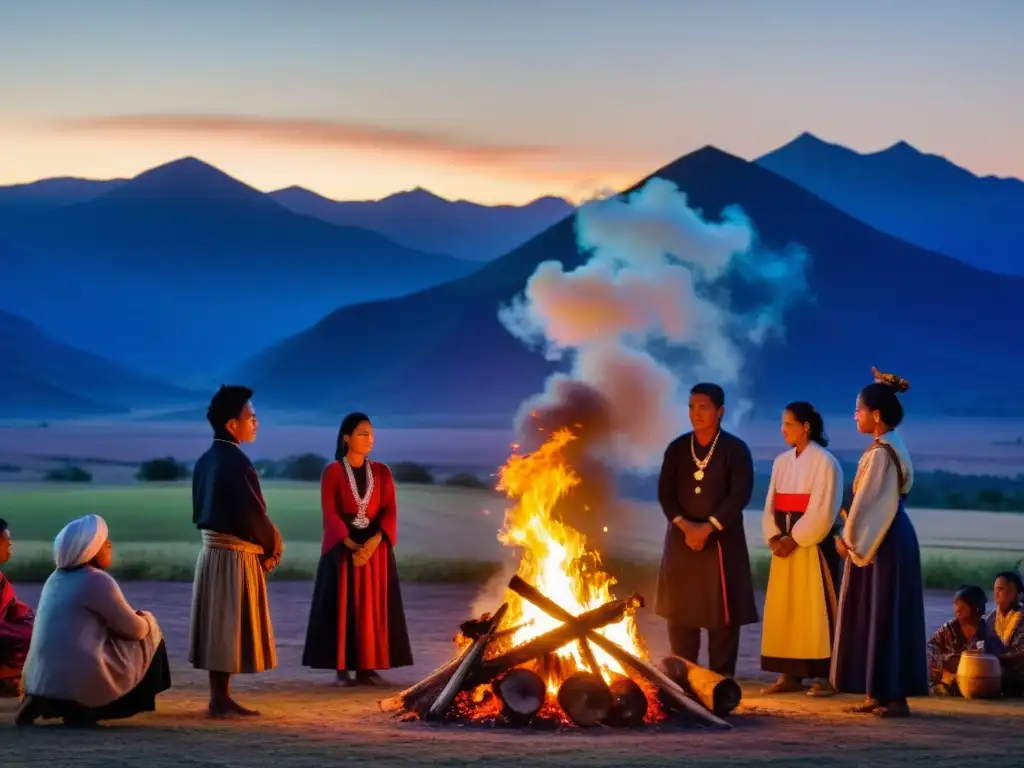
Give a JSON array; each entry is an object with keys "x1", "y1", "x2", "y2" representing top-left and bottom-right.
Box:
[
  {"x1": 302, "y1": 412, "x2": 413, "y2": 685},
  {"x1": 760, "y1": 402, "x2": 843, "y2": 695},
  {"x1": 830, "y1": 367, "x2": 929, "y2": 717}
]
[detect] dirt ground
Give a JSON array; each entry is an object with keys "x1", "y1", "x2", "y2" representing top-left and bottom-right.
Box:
[{"x1": 2, "y1": 582, "x2": 1021, "y2": 768}]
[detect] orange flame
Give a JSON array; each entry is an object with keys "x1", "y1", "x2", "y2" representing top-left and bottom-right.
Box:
[{"x1": 494, "y1": 427, "x2": 647, "y2": 693}]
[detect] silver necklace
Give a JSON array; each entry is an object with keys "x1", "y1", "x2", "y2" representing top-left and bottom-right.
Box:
[
  {"x1": 690, "y1": 431, "x2": 721, "y2": 495},
  {"x1": 342, "y1": 457, "x2": 374, "y2": 529}
]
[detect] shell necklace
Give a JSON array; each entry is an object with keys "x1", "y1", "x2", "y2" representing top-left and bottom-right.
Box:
[
  {"x1": 342, "y1": 457, "x2": 374, "y2": 529},
  {"x1": 690, "y1": 431, "x2": 721, "y2": 495}
]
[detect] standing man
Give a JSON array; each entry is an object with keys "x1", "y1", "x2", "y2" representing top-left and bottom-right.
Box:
[
  {"x1": 190, "y1": 385, "x2": 283, "y2": 718},
  {"x1": 655, "y1": 383, "x2": 758, "y2": 678}
]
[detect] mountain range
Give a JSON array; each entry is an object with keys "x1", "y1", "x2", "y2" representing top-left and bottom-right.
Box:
[
  {"x1": 236, "y1": 145, "x2": 1024, "y2": 423},
  {"x1": 0, "y1": 158, "x2": 480, "y2": 379},
  {"x1": 269, "y1": 185, "x2": 572, "y2": 261},
  {"x1": 756, "y1": 132, "x2": 1024, "y2": 275},
  {"x1": 2, "y1": 135, "x2": 1023, "y2": 421}
]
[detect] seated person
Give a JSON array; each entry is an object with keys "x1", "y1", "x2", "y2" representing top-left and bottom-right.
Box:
[
  {"x1": 927, "y1": 585, "x2": 1005, "y2": 696},
  {"x1": 16, "y1": 514, "x2": 171, "y2": 726},
  {"x1": 0, "y1": 518, "x2": 35, "y2": 697},
  {"x1": 986, "y1": 570, "x2": 1024, "y2": 696}
]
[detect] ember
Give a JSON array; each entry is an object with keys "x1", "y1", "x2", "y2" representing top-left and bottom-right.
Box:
[{"x1": 379, "y1": 429, "x2": 740, "y2": 729}]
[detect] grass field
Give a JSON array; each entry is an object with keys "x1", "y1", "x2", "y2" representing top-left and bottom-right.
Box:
[{"x1": 0, "y1": 481, "x2": 1021, "y2": 588}]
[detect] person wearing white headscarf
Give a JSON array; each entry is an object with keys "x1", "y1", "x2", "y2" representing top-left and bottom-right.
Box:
[
  {"x1": 16, "y1": 515, "x2": 171, "y2": 726},
  {"x1": 53, "y1": 513, "x2": 109, "y2": 569}
]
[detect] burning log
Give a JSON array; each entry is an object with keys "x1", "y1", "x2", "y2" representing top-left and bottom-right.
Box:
[
  {"x1": 558, "y1": 671, "x2": 614, "y2": 726},
  {"x1": 494, "y1": 668, "x2": 546, "y2": 723},
  {"x1": 459, "y1": 616, "x2": 533, "y2": 643},
  {"x1": 603, "y1": 675, "x2": 648, "y2": 727},
  {"x1": 380, "y1": 615, "x2": 525, "y2": 716},
  {"x1": 426, "y1": 602, "x2": 509, "y2": 721},
  {"x1": 379, "y1": 651, "x2": 465, "y2": 715},
  {"x1": 472, "y1": 594, "x2": 640, "y2": 684},
  {"x1": 660, "y1": 655, "x2": 742, "y2": 717},
  {"x1": 507, "y1": 575, "x2": 731, "y2": 729}
]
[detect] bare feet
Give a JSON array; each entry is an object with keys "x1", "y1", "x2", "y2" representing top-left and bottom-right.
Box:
[
  {"x1": 806, "y1": 679, "x2": 837, "y2": 697},
  {"x1": 207, "y1": 698, "x2": 260, "y2": 718},
  {"x1": 844, "y1": 698, "x2": 880, "y2": 714},
  {"x1": 762, "y1": 675, "x2": 805, "y2": 694}
]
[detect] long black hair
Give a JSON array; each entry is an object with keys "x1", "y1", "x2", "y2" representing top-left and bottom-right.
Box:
[
  {"x1": 335, "y1": 412, "x2": 371, "y2": 461},
  {"x1": 785, "y1": 401, "x2": 828, "y2": 447}
]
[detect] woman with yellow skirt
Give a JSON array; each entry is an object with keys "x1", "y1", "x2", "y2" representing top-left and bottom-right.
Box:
[{"x1": 760, "y1": 402, "x2": 843, "y2": 695}]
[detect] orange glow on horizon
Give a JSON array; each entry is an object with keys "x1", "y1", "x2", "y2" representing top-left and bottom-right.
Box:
[{"x1": 0, "y1": 122, "x2": 651, "y2": 206}]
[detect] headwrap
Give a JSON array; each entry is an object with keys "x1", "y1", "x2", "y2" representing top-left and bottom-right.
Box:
[
  {"x1": 53, "y1": 514, "x2": 109, "y2": 569},
  {"x1": 871, "y1": 366, "x2": 910, "y2": 393}
]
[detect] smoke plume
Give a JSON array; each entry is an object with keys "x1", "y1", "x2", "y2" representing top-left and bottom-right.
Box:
[{"x1": 499, "y1": 176, "x2": 811, "y2": 476}]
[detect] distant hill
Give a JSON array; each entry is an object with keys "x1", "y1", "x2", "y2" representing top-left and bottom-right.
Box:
[
  {"x1": 237, "y1": 146, "x2": 1024, "y2": 423},
  {"x1": 0, "y1": 309, "x2": 196, "y2": 418},
  {"x1": 0, "y1": 158, "x2": 477, "y2": 379},
  {"x1": 0, "y1": 176, "x2": 126, "y2": 228},
  {"x1": 756, "y1": 132, "x2": 1024, "y2": 275},
  {"x1": 269, "y1": 185, "x2": 574, "y2": 261}
]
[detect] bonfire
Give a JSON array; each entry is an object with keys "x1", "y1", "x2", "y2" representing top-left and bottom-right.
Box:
[{"x1": 380, "y1": 428, "x2": 740, "y2": 729}]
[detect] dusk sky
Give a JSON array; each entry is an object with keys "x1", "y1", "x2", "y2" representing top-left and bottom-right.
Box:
[{"x1": 2, "y1": 0, "x2": 1022, "y2": 204}]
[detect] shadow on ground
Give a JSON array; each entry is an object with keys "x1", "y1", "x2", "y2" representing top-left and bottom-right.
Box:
[{"x1": 2, "y1": 682, "x2": 1022, "y2": 768}]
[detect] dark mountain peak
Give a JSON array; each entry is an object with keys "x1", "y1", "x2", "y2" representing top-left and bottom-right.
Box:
[
  {"x1": 106, "y1": 156, "x2": 268, "y2": 203},
  {"x1": 521, "y1": 195, "x2": 574, "y2": 213},
  {"x1": 764, "y1": 133, "x2": 854, "y2": 161},
  {"x1": 386, "y1": 187, "x2": 450, "y2": 205},
  {"x1": 879, "y1": 139, "x2": 919, "y2": 156},
  {"x1": 269, "y1": 185, "x2": 332, "y2": 204},
  {"x1": 653, "y1": 145, "x2": 748, "y2": 181},
  {"x1": 790, "y1": 131, "x2": 830, "y2": 148}
]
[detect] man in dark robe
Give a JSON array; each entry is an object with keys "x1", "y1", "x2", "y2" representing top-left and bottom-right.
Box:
[
  {"x1": 189, "y1": 385, "x2": 283, "y2": 718},
  {"x1": 0, "y1": 518, "x2": 34, "y2": 698},
  {"x1": 654, "y1": 383, "x2": 758, "y2": 678}
]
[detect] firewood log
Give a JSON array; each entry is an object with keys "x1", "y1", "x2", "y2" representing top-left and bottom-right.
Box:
[
  {"x1": 494, "y1": 668, "x2": 546, "y2": 723},
  {"x1": 603, "y1": 675, "x2": 648, "y2": 727},
  {"x1": 379, "y1": 650, "x2": 465, "y2": 714},
  {"x1": 558, "y1": 671, "x2": 613, "y2": 727},
  {"x1": 426, "y1": 602, "x2": 508, "y2": 721},
  {"x1": 472, "y1": 595, "x2": 639, "y2": 684},
  {"x1": 660, "y1": 655, "x2": 742, "y2": 716},
  {"x1": 378, "y1": 621, "x2": 529, "y2": 715},
  {"x1": 507, "y1": 575, "x2": 731, "y2": 729}
]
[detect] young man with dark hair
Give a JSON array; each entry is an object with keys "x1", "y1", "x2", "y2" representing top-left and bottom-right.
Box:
[
  {"x1": 654, "y1": 382, "x2": 758, "y2": 678},
  {"x1": 189, "y1": 385, "x2": 283, "y2": 718}
]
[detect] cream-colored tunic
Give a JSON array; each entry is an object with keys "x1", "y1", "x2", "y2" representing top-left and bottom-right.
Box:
[
  {"x1": 22, "y1": 566, "x2": 162, "y2": 707},
  {"x1": 842, "y1": 430, "x2": 914, "y2": 567}
]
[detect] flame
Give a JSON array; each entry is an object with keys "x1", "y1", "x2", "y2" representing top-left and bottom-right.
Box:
[{"x1": 494, "y1": 427, "x2": 647, "y2": 694}]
